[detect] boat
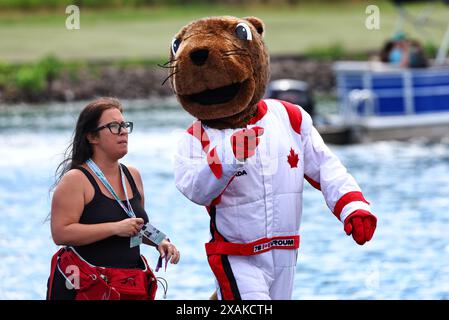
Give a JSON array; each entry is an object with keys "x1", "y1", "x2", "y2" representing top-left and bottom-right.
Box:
[
  {"x1": 323, "y1": 61, "x2": 449, "y2": 144},
  {"x1": 322, "y1": 0, "x2": 449, "y2": 144},
  {"x1": 268, "y1": 0, "x2": 449, "y2": 144}
]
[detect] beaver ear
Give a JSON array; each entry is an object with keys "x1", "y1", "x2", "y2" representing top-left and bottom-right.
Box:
[{"x1": 243, "y1": 16, "x2": 265, "y2": 37}]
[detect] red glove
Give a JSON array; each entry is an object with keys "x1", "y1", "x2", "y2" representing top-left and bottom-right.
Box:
[
  {"x1": 344, "y1": 209, "x2": 377, "y2": 245},
  {"x1": 230, "y1": 126, "x2": 264, "y2": 161}
]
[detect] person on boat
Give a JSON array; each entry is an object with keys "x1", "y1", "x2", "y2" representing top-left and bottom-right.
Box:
[
  {"x1": 47, "y1": 97, "x2": 180, "y2": 300},
  {"x1": 380, "y1": 31, "x2": 428, "y2": 68}
]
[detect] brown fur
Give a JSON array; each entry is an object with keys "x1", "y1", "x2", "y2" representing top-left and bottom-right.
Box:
[{"x1": 168, "y1": 16, "x2": 270, "y2": 129}]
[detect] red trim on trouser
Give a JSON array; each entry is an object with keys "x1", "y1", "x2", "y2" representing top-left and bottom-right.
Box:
[
  {"x1": 304, "y1": 174, "x2": 321, "y2": 190},
  {"x1": 205, "y1": 235, "x2": 300, "y2": 256},
  {"x1": 206, "y1": 207, "x2": 241, "y2": 300},
  {"x1": 278, "y1": 100, "x2": 303, "y2": 134},
  {"x1": 207, "y1": 254, "x2": 240, "y2": 300},
  {"x1": 333, "y1": 191, "x2": 370, "y2": 220}
]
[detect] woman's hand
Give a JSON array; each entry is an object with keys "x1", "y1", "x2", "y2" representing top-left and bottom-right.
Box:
[
  {"x1": 114, "y1": 218, "x2": 144, "y2": 237},
  {"x1": 157, "y1": 239, "x2": 180, "y2": 264}
]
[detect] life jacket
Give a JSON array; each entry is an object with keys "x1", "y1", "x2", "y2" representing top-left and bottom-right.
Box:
[{"x1": 47, "y1": 247, "x2": 157, "y2": 300}]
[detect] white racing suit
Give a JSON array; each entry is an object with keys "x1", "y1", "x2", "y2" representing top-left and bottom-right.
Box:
[{"x1": 174, "y1": 99, "x2": 372, "y2": 300}]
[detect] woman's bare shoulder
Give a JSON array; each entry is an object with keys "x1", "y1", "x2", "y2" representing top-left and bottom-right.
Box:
[
  {"x1": 125, "y1": 165, "x2": 144, "y2": 191},
  {"x1": 56, "y1": 168, "x2": 89, "y2": 192},
  {"x1": 126, "y1": 165, "x2": 141, "y2": 177},
  {"x1": 63, "y1": 168, "x2": 87, "y2": 180}
]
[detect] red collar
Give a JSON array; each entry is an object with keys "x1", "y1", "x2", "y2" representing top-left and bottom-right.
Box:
[{"x1": 247, "y1": 100, "x2": 268, "y2": 125}]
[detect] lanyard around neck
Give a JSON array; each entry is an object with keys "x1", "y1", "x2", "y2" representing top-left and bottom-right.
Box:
[{"x1": 86, "y1": 159, "x2": 135, "y2": 218}]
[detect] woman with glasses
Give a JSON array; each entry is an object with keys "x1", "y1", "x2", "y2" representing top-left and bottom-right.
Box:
[{"x1": 47, "y1": 97, "x2": 180, "y2": 300}]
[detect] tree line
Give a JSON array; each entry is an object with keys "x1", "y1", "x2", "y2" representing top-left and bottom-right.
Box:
[{"x1": 0, "y1": 0, "x2": 365, "y2": 10}]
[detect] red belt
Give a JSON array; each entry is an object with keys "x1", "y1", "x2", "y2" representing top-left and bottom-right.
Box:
[{"x1": 205, "y1": 235, "x2": 300, "y2": 256}]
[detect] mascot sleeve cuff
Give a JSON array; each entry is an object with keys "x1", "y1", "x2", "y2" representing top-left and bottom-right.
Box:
[{"x1": 340, "y1": 201, "x2": 372, "y2": 223}]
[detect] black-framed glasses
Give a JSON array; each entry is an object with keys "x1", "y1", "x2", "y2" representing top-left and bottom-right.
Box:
[{"x1": 93, "y1": 121, "x2": 133, "y2": 135}]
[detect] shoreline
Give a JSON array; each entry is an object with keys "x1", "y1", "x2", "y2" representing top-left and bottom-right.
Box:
[{"x1": 0, "y1": 55, "x2": 343, "y2": 105}]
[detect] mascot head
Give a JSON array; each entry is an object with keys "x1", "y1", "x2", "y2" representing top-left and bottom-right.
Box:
[{"x1": 168, "y1": 16, "x2": 270, "y2": 129}]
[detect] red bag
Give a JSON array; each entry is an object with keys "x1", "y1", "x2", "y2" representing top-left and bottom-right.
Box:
[{"x1": 49, "y1": 247, "x2": 157, "y2": 300}]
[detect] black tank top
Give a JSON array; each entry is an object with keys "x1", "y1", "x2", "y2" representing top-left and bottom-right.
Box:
[{"x1": 73, "y1": 164, "x2": 149, "y2": 269}]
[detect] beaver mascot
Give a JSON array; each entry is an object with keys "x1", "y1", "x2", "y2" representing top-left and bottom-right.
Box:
[{"x1": 170, "y1": 16, "x2": 377, "y2": 300}]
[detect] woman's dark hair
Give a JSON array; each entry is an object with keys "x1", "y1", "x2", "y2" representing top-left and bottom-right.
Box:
[
  {"x1": 380, "y1": 40, "x2": 395, "y2": 63},
  {"x1": 52, "y1": 97, "x2": 123, "y2": 190}
]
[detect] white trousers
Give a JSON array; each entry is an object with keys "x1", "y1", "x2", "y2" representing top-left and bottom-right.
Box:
[{"x1": 209, "y1": 249, "x2": 298, "y2": 300}]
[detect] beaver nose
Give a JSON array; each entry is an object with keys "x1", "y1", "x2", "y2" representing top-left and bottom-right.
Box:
[{"x1": 190, "y1": 49, "x2": 209, "y2": 66}]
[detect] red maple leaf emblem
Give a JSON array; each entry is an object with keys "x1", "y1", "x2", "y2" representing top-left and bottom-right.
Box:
[{"x1": 287, "y1": 148, "x2": 299, "y2": 168}]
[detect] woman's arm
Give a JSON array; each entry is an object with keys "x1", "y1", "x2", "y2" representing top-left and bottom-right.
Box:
[
  {"x1": 143, "y1": 237, "x2": 180, "y2": 264},
  {"x1": 51, "y1": 170, "x2": 143, "y2": 246},
  {"x1": 142, "y1": 237, "x2": 156, "y2": 247}
]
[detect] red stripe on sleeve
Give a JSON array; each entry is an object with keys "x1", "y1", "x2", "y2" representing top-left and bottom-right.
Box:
[
  {"x1": 207, "y1": 147, "x2": 223, "y2": 179},
  {"x1": 210, "y1": 176, "x2": 236, "y2": 206},
  {"x1": 333, "y1": 191, "x2": 370, "y2": 220},
  {"x1": 188, "y1": 122, "x2": 223, "y2": 179},
  {"x1": 187, "y1": 121, "x2": 210, "y2": 152},
  {"x1": 304, "y1": 174, "x2": 321, "y2": 190}
]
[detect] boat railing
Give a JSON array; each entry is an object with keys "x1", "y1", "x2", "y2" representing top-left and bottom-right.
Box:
[
  {"x1": 334, "y1": 61, "x2": 449, "y2": 118},
  {"x1": 345, "y1": 89, "x2": 377, "y2": 124}
]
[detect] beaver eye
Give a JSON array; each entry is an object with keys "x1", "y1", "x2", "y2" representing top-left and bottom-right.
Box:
[
  {"x1": 235, "y1": 22, "x2": 252, "y2": 41},
  {"x1": 171, "y1": 38, "x2": 181, "y2": 56}
]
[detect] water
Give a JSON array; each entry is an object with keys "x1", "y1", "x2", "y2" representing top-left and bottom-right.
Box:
[{"x1": 1, "y1": 99, "x2": 449, "y2": 300}]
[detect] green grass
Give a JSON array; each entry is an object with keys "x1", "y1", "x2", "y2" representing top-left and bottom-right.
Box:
[{"x1": 0, "y1": 1, "x2": 448, "y2": 62}]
